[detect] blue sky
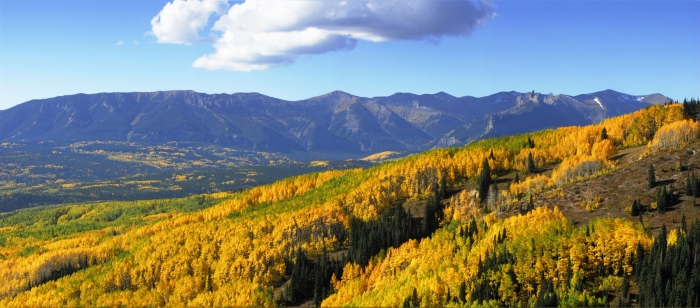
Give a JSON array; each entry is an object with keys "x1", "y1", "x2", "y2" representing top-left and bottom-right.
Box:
[{"x1": 0, "y1": 0, "x2": 698, "y2": 110}]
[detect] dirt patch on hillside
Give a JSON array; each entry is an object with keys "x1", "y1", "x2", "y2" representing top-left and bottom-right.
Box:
[{"x1": 522, "y1": 143, "x2": 700, "y2": 235}]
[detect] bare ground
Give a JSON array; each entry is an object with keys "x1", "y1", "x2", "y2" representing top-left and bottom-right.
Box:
[{"x1": 511, "y1": 143, "x2": 700, "y2": 235}]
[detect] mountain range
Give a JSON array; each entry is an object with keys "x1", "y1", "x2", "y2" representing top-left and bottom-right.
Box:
[{"x1": 0, "y1": 90, "x2": 670, "y2": 154}]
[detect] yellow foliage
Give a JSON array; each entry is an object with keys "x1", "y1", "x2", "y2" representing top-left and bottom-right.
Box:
[
  {"x1": 581, "y1": 195, "x2": 602, "y2": 212},
  {"x1": 668, "y1": 228, "x2": 678, "y2": 246},
  {"x1": 591, "y1": 139, "x2": 617, "y2": 160},
  {"x1": 324, "y1": 207, "x2": 652, "y2": 306},
  {"x1": 510, "y1": 174, "x2": 549, "y2": 196},
  {"x1": 647, "y1": 119, "x2": 700, "y2": 151},
  {"x1": 0, "y1": 104, "x2": 685, "y2": 306},
  {"x1": 551, "y1": 155, "x2": 607, "y2": 187}
]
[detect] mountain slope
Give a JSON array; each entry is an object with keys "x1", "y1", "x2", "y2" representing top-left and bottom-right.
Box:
[
  {"x1": 1, "y1": 103, "x2": 697, "y2": 307},
  {"x1": 0, "y1": 90, "x2": 670, "y2": 154}
]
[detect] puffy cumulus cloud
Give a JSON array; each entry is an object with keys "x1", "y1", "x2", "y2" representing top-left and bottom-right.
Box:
[
  {"x1": 151, "y1": 0, "x2": 495, "y2": 71},
  {"x1": 150, "y1": 0, "x2": 229, "y2": 44}
]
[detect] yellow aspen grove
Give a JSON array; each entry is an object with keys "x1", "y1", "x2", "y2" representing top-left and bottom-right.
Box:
[{"x1": 647, "y1": 119, "x2": 700, "y2": 151}]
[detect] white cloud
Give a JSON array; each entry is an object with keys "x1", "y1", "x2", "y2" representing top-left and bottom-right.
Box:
[
  {"x1": 116, "y1": 40, "x2": 124, "y2": 46},
  {"x1": 133, "y1": 40, "x2": 140, "y2": 45},
  {"x1": 150, "y1": 0, "x2": 229, "y2": 45},
  {"x1": 151, "y1": 0, "x2": 495, "y2": 71}
]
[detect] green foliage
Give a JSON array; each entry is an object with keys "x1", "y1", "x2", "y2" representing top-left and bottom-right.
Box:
[
  {"x1": 19, "y1": 245, "x2": 40, "y2": 257},
  {"x1": 636, "y1": 221, "x2": 700, "y2": 307},
  {"x1": 527, "y1": 136, "x2": 535, "y2": 148},
  {"x1": 527, "y1": 152, "x2": 536, "y2": 173},
  {"x1": 687, "y1": 172, "x2": 694, "y2": 196},
  {"x1": 631, "y1": 199, "x2": 641, "y2": 216},
  {"x1": 477, "y1": 158, "x2": 491, "y2": 203},
  {"x1": 0, "y1": 195, "x2": 222, "y2": 241}
]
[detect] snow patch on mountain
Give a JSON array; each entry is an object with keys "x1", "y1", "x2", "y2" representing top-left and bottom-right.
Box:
[{"x1": 594, "y1": 97, "x2": 604, "y2": 109}]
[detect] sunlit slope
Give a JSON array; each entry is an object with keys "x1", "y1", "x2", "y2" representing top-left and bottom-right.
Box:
[
  {"x1": 324, "y1": 207, "x2": 651, "y2": 307},
  {"x1": 0, "y1": 103, "x2": 695, "y2": 306}
]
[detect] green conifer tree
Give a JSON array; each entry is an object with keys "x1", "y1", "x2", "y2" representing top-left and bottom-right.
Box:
[
  {"x1": 631, "y1": 199, "x2": 640, "y2": 216},
  {"x1": 458, "y1": 281, "x2": 466, "y2": 303},
  {"x1": 527, "y1": 152, "x2": 536, "y2": 174},
  {"x1": 687, "y1": 173, "x2": 693, "y2": 196},
  {"x1": 477, "y1": 158, "x2": 491, "y2": 203}
]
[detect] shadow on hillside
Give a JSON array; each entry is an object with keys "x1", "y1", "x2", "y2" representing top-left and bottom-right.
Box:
[{"x1": 654, "y1": 179, "x2": 677, "y2": 187}]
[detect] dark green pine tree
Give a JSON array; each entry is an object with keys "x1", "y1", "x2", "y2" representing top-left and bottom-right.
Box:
[
  {"x1": 669, "y1": 183, "x2": 677, "y2": 203},
  {"x1": 693, "y1": 173, "x2": 699, "y2": 198},
  {"x1": 514, "y1": 172, "x2": 520, "y2": 183},
  {"x1": 527, "y1": 136, "x2": 535, "y2": 148},
  {"x1": 648, "y1": 164, "x2": 656, "y2": 189},
  {"x1": 631, "y1": 199, "x2": 640, "y2": 216},
  {"x1": 489, "y1": 149, "x2": 495, "y2": 160},
  {"x1": 682, "y1": 214, "x2": 687, "y2": 232},
  {"x1": 622, "y1": 272, "x2": 630, "y2": 301},
  {"x1": 601, "y1": 127, "x2": 608, "y2": 140},
  {"x1": 657, "y1": 186, "x2": 667, "y2": 213},
  {"x1": 411, "y1": 288, "x2": 419, "y2": 307},
  {"x1": 477, "y1": 158, "x2": 492, "y2": 203},
  {"x1": 528, "y1": 195, "x2": 534, "y2": 212},
  {"x1": 634, "y1": 242, "x2": 645, "y2": 277},
  {"x1": 458, "y1": 281, "x2": 467, "y2": 303},
  {"x1": 535, "y1": 279, "x2": 558, "y2": 307},
  {"x1": 527, "y1": 152, "x2": 536, "y2": 174},
  {"x1": 687, "y1": 173, "x2": 694, "y2": 196}
]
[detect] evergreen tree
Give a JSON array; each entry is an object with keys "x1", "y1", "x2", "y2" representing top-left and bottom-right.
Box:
[
  {"x1": 687, "y1": 173, "x2": 694, "y2": 196},
  {"x1": 411, "y1": 288, "x2": 419, "y2": 307},
  {"x1": 601, "y1": 127, "x2": 608, "y2": 140},
  {"x1": 656, "y1": 186, "x2": 668, "y2": 213},
  {"x1": 458, "y1": 281, "x2": 467, "y2": 303},
  {"x1": 477, "y1": 158, "x2": 492, "y2": 203},
  {"x1": 634, "y1": 221, "x2": 700, "y2": 307},
  {"x1": 682, "y1": 214, "x2": 687, "y2": 232},
  {"x1": 631, "y1": 199, "x2": 640, "y2": 216},
  {"x1": 527, "y1": 136, "x2": 535, "y2": 148},
  {"x1": 514, "y1": 172, "x2": 520, "y2": 183},
  {"x1": 622, "y1": 273, "x2": 630, "y2": 300},
  {"x1": 648, "y1": 164, "x2": 656, "y2": 189},
  {"x1": 535, "y1": 279, "x2": 558, "y2": 307},
  {"x1": 527, "y1": 152, "x2": 536, "y2": 174}
]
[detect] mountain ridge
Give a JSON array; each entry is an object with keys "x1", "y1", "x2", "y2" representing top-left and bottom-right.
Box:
[{"x1": 0, "y1": 89, "x2": 671, "y2": 154}]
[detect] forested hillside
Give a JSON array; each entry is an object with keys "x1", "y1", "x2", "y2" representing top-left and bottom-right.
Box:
[{"x1": 1, "y1": 100, "x2": 700, "y2": 306}]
